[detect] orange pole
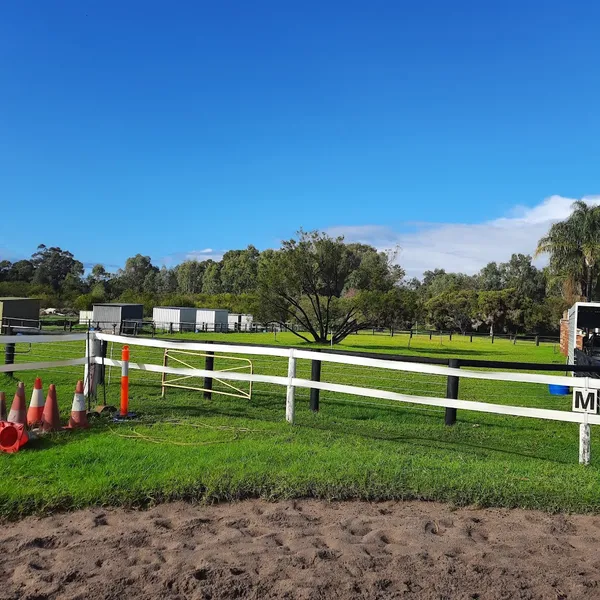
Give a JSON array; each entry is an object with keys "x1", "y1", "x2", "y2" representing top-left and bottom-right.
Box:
[{"x1": 120, "y1": 345, "x2": 130, "y2": 416}]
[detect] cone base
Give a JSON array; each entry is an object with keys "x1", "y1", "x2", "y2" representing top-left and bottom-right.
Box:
[
  {"x1": 65, "y1": 422, "x2": 90, "y2": 430},
  {"x1": 112, "y1": 412, "x2": 138, "y2": 423}
]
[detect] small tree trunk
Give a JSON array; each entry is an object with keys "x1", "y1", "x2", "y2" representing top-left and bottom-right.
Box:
[{"x1": 587, "y1": 264, "x2": 593, "y2": 302}]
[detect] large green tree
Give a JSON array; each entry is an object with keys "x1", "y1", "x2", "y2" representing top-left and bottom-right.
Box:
[
  {"x1": 536, "y1": 200, "x2": 600, "y2": 302},
  {"x1": 202, "y1": 260, "x2": 222, "y2": 294},
  {"x1": 116, "y1": 254, "x2": 158, "y2": 294},
  {"x1": 175, "y1": 261, "x2": 205, "y2": 294},
  {"x1": 257, "y1": 230, "x2": 403, "y2": 344},
  {"x1": 220, "y1": 245, "x2": 260, "y2": 294},
  {"x1": 31, "y1": 245, "x2": 83, "y2": 291}
]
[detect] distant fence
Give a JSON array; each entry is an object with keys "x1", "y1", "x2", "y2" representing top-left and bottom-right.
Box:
[
  {"x1": 0, "y1": 331, "x2": 597, "y2": 464},
  {"x1": 14, "y1": 317, "x2": 560, "y2": 344}
]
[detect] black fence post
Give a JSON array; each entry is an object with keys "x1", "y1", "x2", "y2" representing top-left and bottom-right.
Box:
[
  {"x1": 98, "y1": 340, "x2": 108, "y2": 385},
  {"x1": 152, "y1": 322, "x2": 156, "y2": 338},
  {"x1": 449, "y1": 332, "x2": 453, "y2": 341},
  {"x1": 310, "y1": 351, "x2": 322, "y2": 412},
  {"x1": 204, "y1": 341, "x2": 214, "y2": 400},
  {"x1": 445, "y1": 358, "x2": 460, "y2": 426},
  {"x1": 491, "y1": 334, "x2": 494, "y2": 344},
  {"x1": 429, "y1": 331, "x2": 433, "y2": 340},
  {"x1": 535, "y1": 335, "x2": 539, "y2": 347},
  {"x1": 470, "y1": 334, "x2": 473, "y2": 343},
  {"x1": 4, "y1": 325, "x2": 15, "y2": 377}
]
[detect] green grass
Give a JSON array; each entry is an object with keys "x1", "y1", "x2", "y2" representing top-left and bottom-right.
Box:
[{"x1": 1, "y1": 331, "x2": 596, "y2": 518}]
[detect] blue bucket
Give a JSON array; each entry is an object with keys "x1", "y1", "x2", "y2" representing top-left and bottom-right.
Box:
[{"x1": 549, "y1": 384, "x2": 570, "y2": 396}]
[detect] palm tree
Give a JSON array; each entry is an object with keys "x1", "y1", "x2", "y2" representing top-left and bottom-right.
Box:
[{"x1": 535, "y1": 201, "x2": 600, "y2": 302}]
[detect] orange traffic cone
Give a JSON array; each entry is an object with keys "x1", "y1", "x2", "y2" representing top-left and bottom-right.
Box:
[
  {"x1": 0, "y1": 422, "x2": 29, "y2": 453},
  {"x1": 66, "y1": 381, "x2": 89, "y2": 429},
  {"x1": 0, "y1": 391, "x2": 6, "y2": 421},
  {"x1": 27, "y1": 377, "x2": 45, "y2": 427},
  {"x1": 8, "y1": 382, "x2": 26, "y2": 425},
  {"x1": 41, "y1": 385, "x2": 61, "y2": 433}
]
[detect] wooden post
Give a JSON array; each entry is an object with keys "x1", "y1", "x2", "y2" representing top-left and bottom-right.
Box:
[
  {"x1": 449, "y1": 332, "x2": 453, "y2": 341},
  {"x1": 580, "y1": 418, "x2": 591, "y2": 465},
  {"x1": 161, "y1": 351, "x2": 168, "y2": 398},
  {"x1": 445, "y1": 358, "x2": 460, "y2": 426},
  {"x1": 535, "y1": 335, "x2": 539, "y2": 347},
  {"x1": 204, "y1": 341, "x2": 214, "y2": 400},
  {"x1": 470, "y1": 334, "x2": 473, "y2": 343},
  {"x1": 429, "y1": 331, "x2": 433, "y2": 340},
  {"x1": 286, "y1": 349, "x2": 296, "y2": 424},
  {"x1": 310, "y1": 351, "x2": 321, "y2": 412},
  {"x1": 84, "y1": 335, "x2": 101, "y2": 400},
  {"x1": 491, "y1": 334, "x2": 494, "y2": 344},
  {"x1": 4, "y1": 325, "x2": 14, "y2": 377}
]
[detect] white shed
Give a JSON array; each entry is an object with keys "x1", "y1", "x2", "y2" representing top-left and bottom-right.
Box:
[
  {"x1": 196, "y1": 308, "x2": 229, "y2": 332},
  {"x1": 79, "y1": 310, "x2": 93, "y2": 325},
  {"x1": 153, "y1": 307, "x2": 197, "y2": 332},
  {"x1": 228, "y1": 313, "x2": 254, "y2": 331}
]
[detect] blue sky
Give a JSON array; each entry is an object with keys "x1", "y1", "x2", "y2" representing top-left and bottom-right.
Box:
[{"x1": 1, "y1": 1, "x2": 599, "y2": 275}]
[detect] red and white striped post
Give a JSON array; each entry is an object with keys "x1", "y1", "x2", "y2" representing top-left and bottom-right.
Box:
[{"x1": 120, "y1": 345, "x2": 130, "y2": 417}]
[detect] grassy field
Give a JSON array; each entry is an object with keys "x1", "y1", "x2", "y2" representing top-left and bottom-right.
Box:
[{"x1": 2, "y1": 331, "x2": 598, "y2": 518}]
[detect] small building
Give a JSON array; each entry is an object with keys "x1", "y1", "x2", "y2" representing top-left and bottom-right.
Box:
[
  {"x1": 0, "y1": 297, "x2": 41, "y2": 332},
  {"x1": 92, "y1": 303, "x2": 144, "y2": 334},
  {"x1": 196, "y1": 308, "x2": 229, "y2": 332},
  {"x1": 228, "y1": 313, "x2": 254, "y2": 332},
  {"x1": 152, "y1": 307, "x2": 197, "y2": 332},
  {"x1": 79, "y1": 310, "x2": 93, "y2": 325}
]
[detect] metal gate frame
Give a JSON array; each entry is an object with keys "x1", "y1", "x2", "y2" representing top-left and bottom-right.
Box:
[{"x1": 160, "y1": 348, "x2": 253, "y2": 400}]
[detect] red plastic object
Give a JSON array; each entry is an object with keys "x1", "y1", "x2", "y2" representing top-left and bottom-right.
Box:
[{"x1": 0, "y1": 422, "x2": 29, "y2": 453}]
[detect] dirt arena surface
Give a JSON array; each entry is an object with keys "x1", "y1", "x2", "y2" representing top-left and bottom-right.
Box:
[{"x1": 1, "y1": 499, "x2": 599, "y2": 600}]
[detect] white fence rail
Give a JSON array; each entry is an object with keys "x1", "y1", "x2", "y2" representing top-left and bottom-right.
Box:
[
  {"x1": 0, "y1": 333, "x2": 89, "y2": 374},
  {"x1": 0, "y1": 332, "x2": 597, "y2": 464}
]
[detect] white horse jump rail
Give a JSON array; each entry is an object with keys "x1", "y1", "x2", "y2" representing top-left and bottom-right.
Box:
[
  {"x1": 0, "y1": 333, "x2": 89, "y2": 374},
  {"x1": 95, "y1": 356, "x2": 600, "y2": 425},
  {"x1": 95, "y1": 333, "x2": 600, "y2": 391}
]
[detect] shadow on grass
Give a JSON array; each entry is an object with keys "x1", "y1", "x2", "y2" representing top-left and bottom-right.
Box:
[
  {"x1": 338, "y1": 344, "x2": 517, "y2": 357},
  {"x1": 129, "y1": 390, "x2": 579, "y2": 466}
]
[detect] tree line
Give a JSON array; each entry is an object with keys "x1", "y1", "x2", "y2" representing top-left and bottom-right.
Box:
[{"x1": 1, "y1": 201, "x2": 598, "y2": 343}]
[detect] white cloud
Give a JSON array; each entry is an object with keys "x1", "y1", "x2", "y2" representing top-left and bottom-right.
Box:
[
  {"x1": 327, "y1": 195, "x2": 600, "y2": 277},
  {"x1": 159, "y1": 248, "x2": 224, "y2": 266}
]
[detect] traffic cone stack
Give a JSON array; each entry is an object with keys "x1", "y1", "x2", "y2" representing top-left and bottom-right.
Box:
[
  {"x1": 27, "y1": 377, "x2": 45, "y2": 427},
  {"x1": 41, "y1": 384, "x2": 61, "y2": 433},
  {"x1": 66, "y1": 381, "x2": 89, "y2": 429},
  {"x1": 0, "y1": 392, "x2": 6, "y2": 421},
  {"x1": 7, "y1": 383, "x2": 27, "y2": 425}
]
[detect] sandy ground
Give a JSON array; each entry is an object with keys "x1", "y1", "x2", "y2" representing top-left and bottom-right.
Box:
[{"x1": 1, "y1": 500, "x2": 600, "y2": 600}]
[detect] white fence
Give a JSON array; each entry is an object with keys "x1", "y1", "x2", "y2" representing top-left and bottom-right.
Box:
[{"x1": 1, "y1": 332, "x2": 599, "y2": 464}]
